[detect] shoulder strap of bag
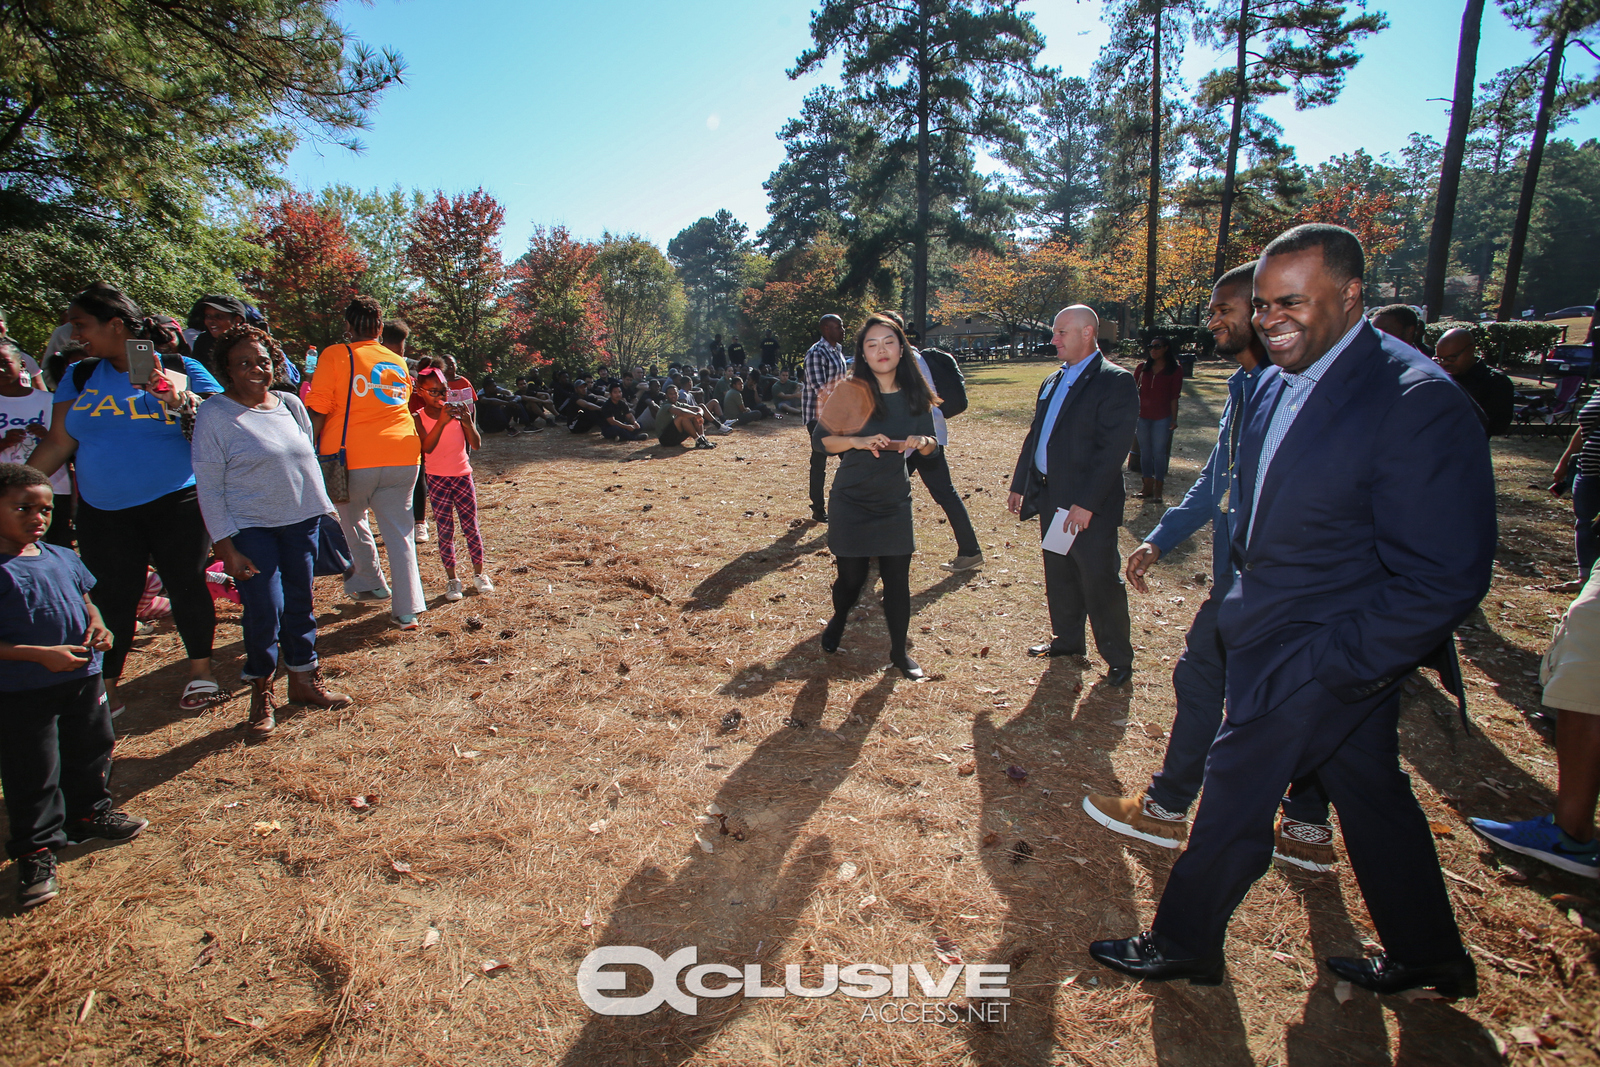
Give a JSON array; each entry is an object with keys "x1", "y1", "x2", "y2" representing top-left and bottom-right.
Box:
[
  {"x1": 71, "y1": 356, "x2": 102, "y2": 393},
  {"x1": 337, "y1": 344, "x2": 356, "y2": 451}
]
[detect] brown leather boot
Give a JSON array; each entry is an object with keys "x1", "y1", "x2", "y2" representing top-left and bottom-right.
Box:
[
  {"x1": 288, "y1": 668, "x2": 352, "y2": 709},
  {"x1": 1139, "y1": 476, "x2": 1155, "y2": 498},
  {"x1": 247, "y1": 678, "x2": 276, "y2": 737},
  {"x1": 1152, "y1": 479, "x2": 1164, "y2": 502}
]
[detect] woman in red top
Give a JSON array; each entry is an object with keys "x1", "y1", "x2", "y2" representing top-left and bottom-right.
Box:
[{"x1": 1133, "y1": 337, "x2": 1183, "y2": 502}]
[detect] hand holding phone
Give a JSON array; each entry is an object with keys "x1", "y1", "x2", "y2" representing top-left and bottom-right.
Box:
[{"x1": 125, "y1": 339, "x2": 156, "y2": 385}]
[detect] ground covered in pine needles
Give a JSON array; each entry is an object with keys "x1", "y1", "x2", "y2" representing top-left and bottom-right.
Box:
[{"x1": 1, "y1": 360, "x2": 1595, "y2": 1067}]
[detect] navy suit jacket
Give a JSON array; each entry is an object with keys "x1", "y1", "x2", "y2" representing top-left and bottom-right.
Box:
[
  {"x1": 1009, "y1": 354, "x2": 1140, "y2": 525},
  {"x1": 1219, "y1": 322, "x2": 1496, "y2": 724}
]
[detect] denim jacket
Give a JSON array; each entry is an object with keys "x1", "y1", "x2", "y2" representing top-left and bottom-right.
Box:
[{"x1": 1144, "y1": 364, "x2": 1263, "y2": 590}]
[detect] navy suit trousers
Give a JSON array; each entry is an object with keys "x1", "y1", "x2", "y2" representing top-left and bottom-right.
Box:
[
  {"x1": 1152, "y1": 680, "x2": 1463, "y2": 967},
  {"x1": 1148, "y1": 584, "x2": 1331, "y2": 825}
]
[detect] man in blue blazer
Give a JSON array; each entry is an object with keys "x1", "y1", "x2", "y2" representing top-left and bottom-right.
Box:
[
  {"x1": 1090, "y1": 224, "x2": 1496, "y2": 998},
  {"x1": 1008, "y1": 306, "x2": 1140, "y2": 684}
]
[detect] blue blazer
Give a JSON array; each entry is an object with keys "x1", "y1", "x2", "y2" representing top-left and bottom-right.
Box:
[{"x1": 1219, "y1": 322, "x2": 1496, "y2": 724}]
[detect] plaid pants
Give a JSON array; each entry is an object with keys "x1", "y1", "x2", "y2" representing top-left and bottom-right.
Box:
[{"x1": 424, "y1": 473, "x2": 484, "y2": 572}]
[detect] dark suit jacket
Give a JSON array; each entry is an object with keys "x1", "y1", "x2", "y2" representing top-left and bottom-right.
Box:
[
  {"x1": 1009, "y1": 354, "x2": 1140, "y2": 525},
  {"x1": 1220, "y1": 323, "x2": 1496, "y2": 724}
]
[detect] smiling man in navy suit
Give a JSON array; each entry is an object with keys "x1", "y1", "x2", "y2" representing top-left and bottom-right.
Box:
[{"x1": 1089, "y1": 224, "x2": 1496, "y2": 998}]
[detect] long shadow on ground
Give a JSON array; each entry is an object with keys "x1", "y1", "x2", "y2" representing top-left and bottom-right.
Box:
[
  {"x1": 556, "y1": 673, "x2": 896, "y2": 1066},
  {"x1": 963, "y1": 666, "x2": 1162, "y2": 1065}
]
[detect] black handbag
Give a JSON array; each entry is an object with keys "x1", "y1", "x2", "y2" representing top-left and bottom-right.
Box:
[{"x1": 317, "y1": 344, "x2": 356, "y2": 504}]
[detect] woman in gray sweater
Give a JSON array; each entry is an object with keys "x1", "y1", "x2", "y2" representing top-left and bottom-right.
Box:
[{"x1": 191, "y1": 325, "x2": 350, "y2": 735}]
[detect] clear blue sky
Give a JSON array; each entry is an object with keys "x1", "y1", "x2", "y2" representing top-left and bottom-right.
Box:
[{"x1": 287, "y1": 0, "x2": 1599, "y2": 255}]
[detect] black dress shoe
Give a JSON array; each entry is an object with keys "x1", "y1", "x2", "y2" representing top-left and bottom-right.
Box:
[
  {"x1": 811, "y1": 509, "x2": 828, "y2": 524},
  {"x1": 1105, "y1": 664, "x2": 1133, "y2": 686},
  {"x1": 1027, "y1": 642, "x2": 1085, "y2": 658},
  {"x1": 1089, "y1": 932, "x2": 1225, "y2": 986},
  {"x1": 1325, "y1": 953, "x2": 1477, "y2": 999}
]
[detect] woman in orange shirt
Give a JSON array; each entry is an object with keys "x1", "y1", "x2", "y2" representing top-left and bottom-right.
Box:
[{"x1": 305, "y1": 297, "x2": 426, "y2": 630}]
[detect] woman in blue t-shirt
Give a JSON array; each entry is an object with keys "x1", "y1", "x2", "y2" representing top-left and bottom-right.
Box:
[{"x1": 28, "y1": 284, "x2": 228, "y2": 715}]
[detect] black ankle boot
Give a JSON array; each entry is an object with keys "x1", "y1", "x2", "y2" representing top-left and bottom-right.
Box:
[
  {"x1": 821, "y1": 615, "x2": 846, "y2": 654},
  {"x1": 890, "y1": 652, "x2": 925, "y2": 680}
]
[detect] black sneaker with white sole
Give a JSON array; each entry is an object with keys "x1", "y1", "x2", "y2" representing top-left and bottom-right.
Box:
[
  {"x1": 64, "y1": 810, "x2": 148, "y2": 847},
  {"x1": 17, "y1": 849, "x2": 59, "y2": 910}
]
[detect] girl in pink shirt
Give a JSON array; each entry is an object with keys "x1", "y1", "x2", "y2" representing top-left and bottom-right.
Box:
[{"x1": 412, "y1": 369, "x2": 492, "y2": 602}]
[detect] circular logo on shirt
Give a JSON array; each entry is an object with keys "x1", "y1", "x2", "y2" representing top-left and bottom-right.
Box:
[{"x1": 351, "y1": 361, "x2": 409, "y2": 406}]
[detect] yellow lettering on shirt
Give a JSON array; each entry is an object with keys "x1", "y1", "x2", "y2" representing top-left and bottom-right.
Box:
[
  {"x1": 71, "y1": 389, "x2": 99, "y2": 412},
  {"x1": 90, "y1": 394, "x2": 122, "y2": 417}
]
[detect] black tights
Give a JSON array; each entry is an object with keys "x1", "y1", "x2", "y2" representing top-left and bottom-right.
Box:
[{"x1": 830, "y1": 554, "x2": 912, "y2": 658}]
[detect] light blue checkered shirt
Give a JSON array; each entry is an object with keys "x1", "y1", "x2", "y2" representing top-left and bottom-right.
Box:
[{"x1": 1248, "y1": 319, "x2": 1365, "y2": 543}]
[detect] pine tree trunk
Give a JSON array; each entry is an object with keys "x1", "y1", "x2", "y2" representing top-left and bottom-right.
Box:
[
  {"x1": 913, "y1": 3, "x2": 932, "y2": 340},
  {"x1": 1145, "y1": 1, "x2": 1162, "y2": 334},
  {"x1": 1213, "y1": 0, "x2": 1249, "y2": 280},
  {"x1": 1497, "y1": 25, "x2": 1566, "y2": 322},
  {"x1": 1423, "y1": 0, "x2": 1484, "y2": 323}
]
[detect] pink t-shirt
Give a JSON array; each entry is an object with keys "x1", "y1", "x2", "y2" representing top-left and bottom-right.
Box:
[{"x1": 417, "y1": 410, "x2": 472, "y2": 477}]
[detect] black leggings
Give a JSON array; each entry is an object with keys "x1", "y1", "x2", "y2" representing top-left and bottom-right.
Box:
[
  {"x1": 413, "y1": 460, "x2": 427, "y2": 522},
  {"x1": 77, "y1": 486, "x2": 216, "y2": 681},
  {"x1": 832, "y1": 554, "x2": 913, "y2": 657}
]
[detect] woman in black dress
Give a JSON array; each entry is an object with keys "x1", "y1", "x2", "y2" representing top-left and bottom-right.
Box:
[{"x1": 812, "y1": 313, "x2": 939, "y2": 679}]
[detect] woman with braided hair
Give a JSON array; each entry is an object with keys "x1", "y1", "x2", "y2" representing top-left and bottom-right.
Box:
[
  {"x1": 27, "y1": 282, "x2": 227, "y2": 715},
  {"x1": 305, "y1": 296, "x2": 427, "y2": 630}
]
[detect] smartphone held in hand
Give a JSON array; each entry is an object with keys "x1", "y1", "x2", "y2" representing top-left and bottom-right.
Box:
[{"x1": 125, "y1": 339, "x2": 156, "y2": 384}]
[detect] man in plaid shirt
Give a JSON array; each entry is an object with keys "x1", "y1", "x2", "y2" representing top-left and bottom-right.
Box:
[{"x1": 803, "y1": 314, "x2": 849, "y2": 523}]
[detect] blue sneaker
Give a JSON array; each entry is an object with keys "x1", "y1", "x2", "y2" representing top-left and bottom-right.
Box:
[{"x1": 1469, "y1": 814, "x2": 1599, "y2": 879}]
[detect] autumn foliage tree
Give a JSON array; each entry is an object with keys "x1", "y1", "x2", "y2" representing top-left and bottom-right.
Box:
[
  {"x1": 243, "y1": 192, "x2": 367, "y2": 348},
  {"x1": 505, "y1": 225, "x2": 608, "y2": 376},
  {"x1": 742, "y1": 236, "x2": 872, "y2": 359},
  {"x1": 403, "y1": 189, "x2": 508, "y2": 376},
  {"x1": 938, "y1": 238, "x2": 1094, "y2": 337}
]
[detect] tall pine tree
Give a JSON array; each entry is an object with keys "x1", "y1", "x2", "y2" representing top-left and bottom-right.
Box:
[
  {"x1": 1196, "y1": 0, "x2": 1387, "y2": 278},
  {"x1": 791, "y1": 0, "x2": 1045, "y2": 336}
]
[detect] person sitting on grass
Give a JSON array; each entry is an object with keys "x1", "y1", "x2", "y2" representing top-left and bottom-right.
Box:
[
  {"x1": 600, "y1": 384, "x2": 650, "y2": 442},
  {"x1": 413, "y1": 368, "x2": 494, "y2": 602},
  {"x1": 723, "y1": 376, "x2": 769, "y2": 425},
  {"x1": 1470, "y1": 571, "x2": 1600, "y2": 878},
  {"x1": 0, "y1": 463, "x2": 145, "y2": 910},
  {"x1": 742, "y1": 375, "x2": 781, "y2": 420},
  {"x1": 475, "y1": 376, "x2": 536, "y2": 436},
  {"x1": 657, "y1": 386, "x2": 717, "y2": 450},
  {"x1": 565, "y1": 379, "x2": 607, "y2": 433},
  {"x1": 772, "y1": 367, "x2": 802, "y2": 416},
  {"x1": 635, "y1": 378, "x2": 668, "y2": 432}
]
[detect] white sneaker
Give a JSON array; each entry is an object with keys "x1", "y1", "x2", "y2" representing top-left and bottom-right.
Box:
[
  {"x1": 445, "y1": 579, "x2": 463, "y2": 601},
  {"x1": 473, "y1": 574, "x2": 495, "y2": 594},
  {"x1": 415, "y1": 522, "x2": 429, "y2": 544}
]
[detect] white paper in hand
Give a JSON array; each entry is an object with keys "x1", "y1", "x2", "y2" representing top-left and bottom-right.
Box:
[{"x1": 1041, "y1": 508, "x2": 1080, "y2": 556}]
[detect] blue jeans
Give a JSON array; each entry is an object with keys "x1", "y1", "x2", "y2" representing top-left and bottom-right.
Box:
[
  {"x1": 1575, "y1": 472, "x2": 1600, "y2": 580},
  {"x1": 233, "y1": 517, "x2": 321, "y2": 680},
  {"x1": 1136, "y1": 416, "x2": 1173, "y2": 480}
]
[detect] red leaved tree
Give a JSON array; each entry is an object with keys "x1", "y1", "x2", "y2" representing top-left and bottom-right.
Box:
[
  {"x1": 402, "y1": 189, "x2": 509, "y2": 377},
  {"x1": 504, "y1": 225, "x2": 608, "y2": 376},
  {"x1": 243, "y1": 192, "x2": 368, "y2": 350}
]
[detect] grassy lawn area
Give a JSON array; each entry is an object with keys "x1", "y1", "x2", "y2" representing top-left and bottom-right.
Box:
[{"x1": 2, "y1": 357, "x2": 1595, "y2": 1066}]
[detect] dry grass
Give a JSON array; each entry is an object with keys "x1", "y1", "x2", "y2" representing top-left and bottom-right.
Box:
[{"x1": 1, "y1": 359, "x2": 1596, "y2": 1066}]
